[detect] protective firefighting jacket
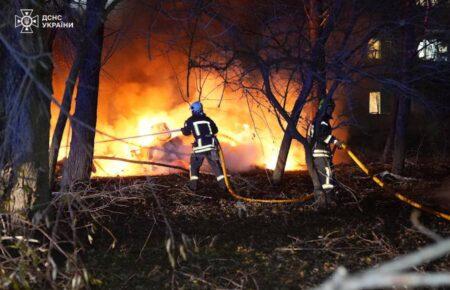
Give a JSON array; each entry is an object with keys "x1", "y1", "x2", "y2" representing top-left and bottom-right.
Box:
[
  {"x1": 308, "y1": 119, "x2": 338, "y2": 158},
  {"x1": 182, "y1": 113, "x2": 219, "y2": 153}
]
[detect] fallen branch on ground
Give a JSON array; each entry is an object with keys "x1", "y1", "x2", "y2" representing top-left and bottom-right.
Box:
[
  {"x1": 94, "y1": 156, "x2": 189, "y2": 172},
  {"x1": 313, "y1": 238, "x2": 450, "y2": 290}
]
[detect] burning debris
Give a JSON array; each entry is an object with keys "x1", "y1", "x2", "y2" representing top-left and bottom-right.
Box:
[{"x1": 130, "y1": 122, "x2": 191, "y2": 171}]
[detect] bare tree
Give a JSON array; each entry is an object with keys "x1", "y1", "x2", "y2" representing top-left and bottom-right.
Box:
[
  {"x1": 272, "y1": 0, "x2": 328, "y2": 185},
  {"x1": 392, "y1": 0, "x2": 417, "y2": 174},
  {"x1": 0, "y1": 0, "x2": 55, "y2": 216},
  {"x1": 48, "y1": 0, "x2": 122, "y2": 187},
  {"x1": 376, "y1": 0, "x2": 450, "y2": 173},
  {"x1": 61, "y1": 0, "x2": 108, "y2": 188},
  {"x1": 166, "y1": 0, "x2": 385, "y2": 195}
]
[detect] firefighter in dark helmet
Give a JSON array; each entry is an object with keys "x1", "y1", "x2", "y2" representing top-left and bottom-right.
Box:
[
  {"x1": 308, "y1": 99, "x2": 343, "y2": 205},
  {"x1": 181, "y1": 101, "x2": 226, "y2": 191}
]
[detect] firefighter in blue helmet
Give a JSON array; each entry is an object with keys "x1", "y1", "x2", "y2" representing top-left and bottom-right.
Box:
[
  {"x1": 308, "y1": 99, "x2": 343, "y2": 204},
  {"x1": 181, "y1": 101, "x2": 226, "y2": 191}
]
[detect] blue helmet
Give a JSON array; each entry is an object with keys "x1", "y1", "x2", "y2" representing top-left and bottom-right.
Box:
[{"x1": 190, "y1": 101, "x2": 203, "y2": 115}]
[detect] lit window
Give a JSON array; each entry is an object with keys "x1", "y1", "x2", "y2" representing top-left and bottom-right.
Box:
[
  {"x1": 368, "y1": 39, "x2": 381, "y2": 59},
  {"x1": 418, "y1": 39, "x2": 448, "y2": 61},
  {"x1": 369, "y1": 92, "x2": 381, "y2": 114},
  {"x1": 416, "y1": 0, "x2": 438, "y2": 6}
]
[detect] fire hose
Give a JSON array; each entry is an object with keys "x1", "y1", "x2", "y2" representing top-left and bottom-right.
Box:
[
  {"x1": 95, "y1": 129, "x2": 182, "y2": 144},
  {"x1": 340, "y1": 143, "x2": 450, "y2": 221},
  {"x1": 218, "y1": 140, "x2": 450, "y2": 221},
  {"x1": 216, "y1": 140, "x2": 315, "y2": 204},
  {"x1": 90, "y1": 127, "x2": 450, "y2": 220}
]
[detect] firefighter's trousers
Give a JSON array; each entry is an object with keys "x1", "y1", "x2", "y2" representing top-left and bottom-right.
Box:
[
  {"x1": 189, "y1": 149, "x2": 226, "y2": 191},
  {"x1": 312, "y1": 149, "x2": 335, "y2": 194}
]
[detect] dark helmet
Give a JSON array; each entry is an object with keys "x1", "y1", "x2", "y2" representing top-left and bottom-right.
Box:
[
  {"x1": 190, "y1": 101, "x2": 203, "y2": 115},
  {"x1": 319, "y1": 99, "x2": 335, "y2": 118}
]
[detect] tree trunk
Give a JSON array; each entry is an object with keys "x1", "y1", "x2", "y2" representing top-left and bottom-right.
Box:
[
  {"x1": 0, "y1": 1, "x2": 54, "y2": 216},
  {"x1": 48, "y1": 1, "x2": 116, "y2": 186},
  {"x1": 392, "y1": 0, "x2": 416, "y2": 174},
  {"x1": 381, "y1": 96, "x2": 399, "y2": 163},
  {"x1": 272, "y1": 130, "x2": 294, "y2": 184},
  {"x1": 303, "y1": 141, "x2": 323, "y2": 193},
  {"x1": 272, "y1": 0, "x2": 325, "y2": 185},
  {"x1": 62, "y1": 0, "x2": 107, "y2": 188},
  {"x1": 0, "y1": 46, "x2": 5, "y2": 151},
  {"x1": 48, "y1": 57, "x2": 80, "y2": 186},
  {"x1": 392, "y1": 95, "x2": 411, "y2": 174},
  {"x1": 272, "y1": 77, "x2": 313, "y2": 185}
]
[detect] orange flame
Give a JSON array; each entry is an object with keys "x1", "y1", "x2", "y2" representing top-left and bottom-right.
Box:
[{"x1": 50, "y1": 40, "x2": 346, "y2": 177}]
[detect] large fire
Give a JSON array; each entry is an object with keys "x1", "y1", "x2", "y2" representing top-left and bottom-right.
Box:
[
  {"x1": 51, "y1": 83, "x2": 307, "y2": 176},
  {"x1": 50, "y1": 31, "x2": 346, "y2": 177},
  {"x1": 52, "y1": 93, "x2": 308, "y2": 176}
]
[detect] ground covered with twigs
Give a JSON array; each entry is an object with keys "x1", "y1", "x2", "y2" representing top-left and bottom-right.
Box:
[{"x1": 83, "y1": 161, "x2": 450, "y2": 289}]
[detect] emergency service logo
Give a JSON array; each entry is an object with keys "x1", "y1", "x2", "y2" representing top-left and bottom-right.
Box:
[
  {"x1": 15, "y1": 9, "x2": 74, "y2": 34},
  {"x1": 15, "y1": 9, "x2": 38, "y2": 34}
]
